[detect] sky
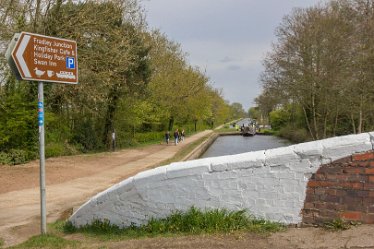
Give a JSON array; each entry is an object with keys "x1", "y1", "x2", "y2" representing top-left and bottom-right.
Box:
[{"x1": 140, "y1": 0, "x2": 325, "y2": 111}]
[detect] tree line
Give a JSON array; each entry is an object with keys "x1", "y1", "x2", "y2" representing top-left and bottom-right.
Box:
[
  {"x1": 253, "y1": 0, "x2": 374, "y2": 142},
  {"x1": 0, "y1": 0, "x2": 244, "y2": 164}
]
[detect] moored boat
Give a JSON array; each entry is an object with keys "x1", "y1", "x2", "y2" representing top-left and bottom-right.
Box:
[{"x1": 241, "y1": 126, "x2": 256, "y2": 136}]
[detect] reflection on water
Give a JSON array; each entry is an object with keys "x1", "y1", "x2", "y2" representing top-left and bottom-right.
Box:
[{"x1": 201, "y1": 135, "x2": 291, "y2": 158}]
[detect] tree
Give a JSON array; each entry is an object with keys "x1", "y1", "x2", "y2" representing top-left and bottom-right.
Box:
[
  {"x1": 147, "y1": 31, "x2": 212, "y2": 131},
  {"x1": 229, "y1": 102, "x2": 246, "y2": 120},
  {"x1": 42, "y1": 1, "x2": 151, "y2": 149},
  {"x1": 256, "y1": 0, "x2": 374, "y2": 141},
  {"x1": 0, "y1": 0, "x2": 233, "y2": 163}
]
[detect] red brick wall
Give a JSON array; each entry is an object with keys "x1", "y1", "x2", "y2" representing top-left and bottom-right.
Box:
[{"x1": 302, "y1": 151, "x2": 374, "y2": 224}]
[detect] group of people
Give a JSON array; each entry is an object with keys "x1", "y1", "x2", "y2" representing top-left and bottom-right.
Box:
[{"x1": 165, "y1": 129, "x2": 185, "y2": 145}]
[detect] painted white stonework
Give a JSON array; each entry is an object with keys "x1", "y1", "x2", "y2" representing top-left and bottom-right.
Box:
[{"x1": 70, "y1": 133, "x2": 374, "y2": 227}]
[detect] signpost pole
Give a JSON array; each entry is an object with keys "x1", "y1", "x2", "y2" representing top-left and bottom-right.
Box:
[{"x1": 38, "y1": 81, "x2": 47, "y2": 234}]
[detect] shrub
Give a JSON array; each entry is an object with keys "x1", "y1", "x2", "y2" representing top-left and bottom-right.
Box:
[
  {"x1": 71, "y1": 119, "x2": 102, "y2": 152},
  {"x1": 269, "y1": 109, "x2": 290, "y2": 131},
  {"x1": 0, "y1": 149, "x2": 37, "y2": 165},
  {"x1": 46, "y1": 143, "x2": 66, "y2": 158},
  {"x1": 278, "y1": 126, "x2": 310, "y2": 143},
  {"x1": 7, "y1": 149, "x2": 30, "y2": 165},
  {"x1": 0, "y1": 152, "x2": 12, "y2": 165},
  {"x1": 133, "y1": 132, "x2": 164, "y2": 144}
]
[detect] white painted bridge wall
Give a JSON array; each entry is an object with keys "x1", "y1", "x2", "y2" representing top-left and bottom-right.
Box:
[{"x1": 70, "y1": 132, "x2": 374, "y2": 227}]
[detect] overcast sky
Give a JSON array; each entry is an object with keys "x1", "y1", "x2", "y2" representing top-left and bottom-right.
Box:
[{"x1": 141, "y1": 0, "x2": 325, "y2": 111}]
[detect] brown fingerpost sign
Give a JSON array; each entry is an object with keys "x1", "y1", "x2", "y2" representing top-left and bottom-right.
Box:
[{"x1": 9, "y1": 32, "x2": 78, "y2": 84}]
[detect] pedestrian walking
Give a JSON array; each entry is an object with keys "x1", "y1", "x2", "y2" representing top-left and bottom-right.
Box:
[
  {"x1": 181, "y1": 129, "x2": 185, "y2": 142},
  {"x1": 165, "y1": 131, "x2": 170, "y2": 145},
  {"x1": 111, "y1": 131, "x2": 116, "y2": 151},
  {"x1": 174, "y1": 129, "x2": 179, "y2": 145}
]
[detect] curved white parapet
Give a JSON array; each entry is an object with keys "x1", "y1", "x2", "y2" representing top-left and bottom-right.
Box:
[{"x1": 70, "y1": 132, "x2": 374, "y2": 227}]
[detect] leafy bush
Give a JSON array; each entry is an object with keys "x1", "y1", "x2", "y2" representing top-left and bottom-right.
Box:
[
  {"x1": 45, "y1": 143, "x2": 66, "y2": 158},
  {"x1": 0, "y1": 152, "x2": 12, "y2": 165},
  {"x1": 0, "y1": 91, "x2": 38, "y2": 153},
  {"x1": 9, "y1": 149, "x2": 32, "y2": 165},
  {"x1": 71, "y1": 119, "x2": 102, "y2": 152},
  {"x1": 269, "y1": 109, "x2": 291, "y2": 131},
  {"x1": 45, "y1": 142, "x2": 82, "y2": 159},
  {"x1": 133, "y1": 131, "x2": 165, "y2": 144},
  {"x1": 278, "y1": 126, "x2": 310, "y2": 143},
  {"x1": 0, "y1": 149, "x2": 37, "y2": 165}
]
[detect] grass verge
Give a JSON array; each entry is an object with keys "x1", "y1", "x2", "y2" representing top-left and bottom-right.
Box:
[
  {"x1": 11, "y1": 192, "x2": 284, "y2": 248},
  {"x1": 63, "y1": 207, "x2": 285, "y2": 241},
  {"x1": 9, "y1": 234, "x2": 79, "y2": 249},
  {"x1": 214, "y1": 127, "x2": 238, "y2": 133}
]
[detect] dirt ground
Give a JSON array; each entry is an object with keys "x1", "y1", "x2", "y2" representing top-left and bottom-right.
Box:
[{"x1": 0, "y1": 130, "x2": 374, "y2": 248}]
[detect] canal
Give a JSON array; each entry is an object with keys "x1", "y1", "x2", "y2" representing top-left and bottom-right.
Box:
[{"x1": 201, "y1": 135, "x2": 291, "y2": 158}]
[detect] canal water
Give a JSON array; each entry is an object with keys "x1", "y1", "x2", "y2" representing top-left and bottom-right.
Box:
[{"x1": 201, "y1": 135, "x2": 291, "y2": 158}]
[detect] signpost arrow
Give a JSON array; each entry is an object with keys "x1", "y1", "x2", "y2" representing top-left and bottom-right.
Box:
[{"x1": 15, "y1": 34, "x2": 32, "y2": 78}]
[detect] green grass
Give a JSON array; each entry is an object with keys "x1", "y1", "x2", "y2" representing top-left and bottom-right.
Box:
[
  {"x1": 0, "y1": 238, "x2": 4, "y2": 248},
  {"x1": 214, "y1": 127, "x2": 238, "y2": 133},
  {"x1": 8, "y1": 220, "x2": 80, "y2": 249},
  {"x1": 49, "y1": 220, "x2": 67, "y2": 233},
  {"x1": 13, "y1": 208, "x2": 285, "y2": 248},
  {"x1": 63, "y1": 207, "x2": 285, "y2": 241},
  {"x1": 323, "y1": 219, "x2": 355, "y2": 231},
  {"x1": 10, "y1": 234, "x2": 79, "y2": 249}
]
